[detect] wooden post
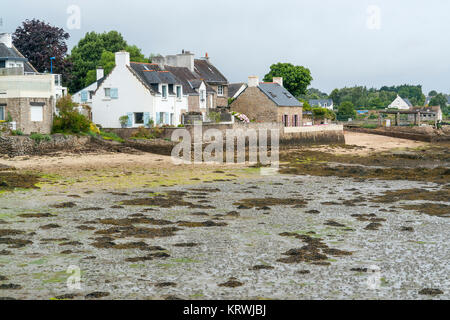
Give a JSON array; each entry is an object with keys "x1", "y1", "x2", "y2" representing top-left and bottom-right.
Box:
[
  {"x1": 417, "y1": 112, "x2": 421, "y2": 126},
  {"x1": 396, "y1": 112, "x2": 400, "y2": 126}
]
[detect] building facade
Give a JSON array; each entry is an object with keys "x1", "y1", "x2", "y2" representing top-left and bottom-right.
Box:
[
  {"x1": 152, "y1": 51, "x2": 229, "y2": 117},
  {"x1": 230, "y1": 76, "x2": 303, "y2": 126},
  {"x1": 0, "y1": 33, "x2": 62, "y2": 134},
  {"x1": 91, "y1": 51, "x2": 188, "y2": 128}
]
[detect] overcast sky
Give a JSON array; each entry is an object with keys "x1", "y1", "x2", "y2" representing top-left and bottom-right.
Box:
[{"x1": 2, "y1": 0, "x2": 449, "y2": 94}]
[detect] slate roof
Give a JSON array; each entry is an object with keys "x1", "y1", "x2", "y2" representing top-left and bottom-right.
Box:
[
  {"x1": 258, "y1": 83, "x2": 303, "y2": 107},
  {"x1": 164, "y1": 65, "x2": 216, "y2": 95},
  {"x1": 228, "y1": 83, "x2": 245, "y2": 98},
  {"x1": 129, "y1": 62, "x2": 180, "y2": 94},
  {"x1": 309, "y1": 99, "x2": 333, "y2": 107},
  {"x1": 194, "y1": 59, "x2": 227, "y2": 84},
  {"x1": 402, "y1": 97, "x2": 413, "y2": 107},
  {"x1": 0, "y1": 43, "x2": 38, "y2": 73}
]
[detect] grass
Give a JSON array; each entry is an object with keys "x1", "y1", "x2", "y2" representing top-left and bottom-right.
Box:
[{"x1": 99, "y1": 131, "x2": 124, "y2": 143}]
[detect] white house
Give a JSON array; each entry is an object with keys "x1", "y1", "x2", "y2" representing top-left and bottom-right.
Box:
[
  {"x1": 72, "y1": 67, "x2": 105, "y2": 108},
  {"x1": 388, "y1": 95, "x2": 412, "y2": 110},
  {"x1": 91, "y1": 51, "x2": 188, "y2": 128},
  {"x1": 309, "y1": 99, "x2": 334, "y2": 110}
]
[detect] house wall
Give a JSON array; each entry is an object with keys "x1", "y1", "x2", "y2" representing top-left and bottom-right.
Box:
[
  {"x1": 277, "y1": 106, "x2": 303, "y2": 127},
  {"x1": 388, "y1": 96, "x2": 410, "y2": 110},
  {"x1": 209, "y1": 84, "x2": 228, "y2": 107},
  {"x1": 230, "y1": 87, "x2": 303, "y2": 126},
  {"x1": 0, "y1": 74, "x2": 55, "y2": 134},
  {"x1": 92, "y1": 66, "x2": 155, "y2": 128},
  {"x1": 230, "y1": 87, "x2": 279, "y2": 122},
  {"x1": 0, "y1": 97, "x2": 54, "y2": 134}
]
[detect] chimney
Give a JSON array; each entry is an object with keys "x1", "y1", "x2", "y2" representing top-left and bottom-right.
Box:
[
  {"x1": 96, "y1": 67, "x2": 104, "y2": 81},
  {"x1": 273, "y1": 77, "x2": 283, "y2": 87},
  {"x1": 176, "y1": 50, "x2": 195, "y2": 72},
  {"x1": 204, "y1": 52, "x2": 210, "y2": 62},
  {"x1": 0, "y1": 33, "x2": 12, "y2": 48},
  {"x1": 248, "y1": 76, "x2": 259, "y2": 88},
  {"x1": 115, "y1": 51, "x2": 130, "y2": 68}
]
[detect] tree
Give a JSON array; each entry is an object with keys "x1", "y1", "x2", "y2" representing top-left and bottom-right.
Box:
[
  {"x1": 52, "y1": 95, "x2": 91, "y2": 134},
  {"x1": 83, "y1": 45, "x2": 148, "y2": 87},
  {"x1": 428, "y1": 90, "x2": 438, "y2": 97},
  {"x1": 68, "y1": 31, "x2": 133, "y2": 93},
  {"x1": 263, "y1": 63, "x2": 312, "y2": 97},
  {"x1": 12, "y1": 19, "x2": 72, "y2": 84},
  {"x1": 429, "y1": 93, "x2": 448, "y2": 115},
  {"x1": 337, "y1": 101, "x2": 356, "y2": 120}
]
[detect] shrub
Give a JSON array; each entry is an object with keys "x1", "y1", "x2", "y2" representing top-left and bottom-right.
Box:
[
  {"x1": 11, "y1": 129, "x2": 23, "y2": 136},
  {"x1": 131, "y1": 126, "x2": 163, "y2": 140},
  {"x1": 30, "y1": 133, "x2": 52, "y2": 143},
  {"x1": 52, "y1": 95, "x2": 91, "y2": 134}
]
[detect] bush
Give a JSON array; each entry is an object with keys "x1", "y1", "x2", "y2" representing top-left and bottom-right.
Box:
[
  {"x1": 52, "y1": 95, "x2": 91, "y2": 134},
  {"x1": 11, "y1": 129, "x2": 23, "y2": 136},
  {"x1": 131, "y1": 126, "x2": 163, "y2": 140},
  {"x1": 30, "y1": 133, "x2": 52, "y2": 143}
]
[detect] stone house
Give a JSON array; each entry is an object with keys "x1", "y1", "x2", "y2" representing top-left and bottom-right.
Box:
[
  {"x1": 230, "y1": 76, "x2": 303, "y2": 126},
  {"x1": 152, "y1": 51, "x2": 229, "y2": 118},
  {"x1": 0, "y1": 33, "x2": 61, "y2": 134},
  {"x1": 228, "y1": 83, "x2": 247, "y2": 100},
  {"x1": 407, "y1": 106, "x2": 442, "y2": 122},
  {"x1": 91, "y1": 51, "x2": 188, "y2": 128}
]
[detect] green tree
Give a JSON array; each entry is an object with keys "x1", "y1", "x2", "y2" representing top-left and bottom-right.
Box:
[
  {"x1": 263, "y1": 63, "x2": 312, "y2": 97},
  {"x1": 83, "y1": 45, "x2": 148, "y2": 87},
  {"x1": 337, "y1": 101, "x2": 356, "y2": 120},
  {"x1": 429, "y1": 93, "x2": 448, "y2": 115},
  {"x1": 428, "y1": 90, "x2": 438, "y2": 97},
  {"x1": 67, "y1": 31, "x2": 148, "y2": 93}
]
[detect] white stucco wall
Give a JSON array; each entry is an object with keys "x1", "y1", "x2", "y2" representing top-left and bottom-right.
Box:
[
  {"x1": 92, "y1": 65, "x2": 154, "y2": 128},
  {"x1": 91, "y1": 62, "x2": 187, "y2": 128},
  {"x1": 388, "y1": 96, "x2": 410, "y2": 110}
]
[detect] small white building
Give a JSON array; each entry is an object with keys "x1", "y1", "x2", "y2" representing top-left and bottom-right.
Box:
[
  {"x1": 91, "y1": 51, "x2": 188, "y2": 128},
  {"x1": 309, "y1": 99, "x2": 334, "y2": 110},
  {"x1": 72, "y1": 67, "x2": 105, "y2": 108},
  {"x1": 388, "y1": 95, "x2": 412, "y2": 110}
]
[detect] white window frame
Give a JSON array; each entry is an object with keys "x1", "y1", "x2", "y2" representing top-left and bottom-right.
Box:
[
  {"x1": 176, "y1": 86, "x2": 182, "y2": 99},
  {"x1": 0, "y1": 105, "x2": 5, "y2": 121},
  {"x1": 217, "y1": 85, "x2": 224, "y2": 96},
  {"x1": 104, "y1": 88, "x2": 111, "y2": 99},
  {"x1": 162, "y1": 85, "x2": 168, "y2": 99},
  {"x1": 30, "y1": 105, "x2": 43, "y2": 122}
]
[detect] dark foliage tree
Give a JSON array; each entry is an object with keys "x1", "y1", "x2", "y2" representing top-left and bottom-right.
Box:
[{"x1": 12, "y1": 19, "x2": 72, "y2": 84}]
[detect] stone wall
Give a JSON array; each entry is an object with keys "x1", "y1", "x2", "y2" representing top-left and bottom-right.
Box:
[
  {"x1": 0, "y1": 134, "x2": 90, "y2": 157},
  {"x1": 104, "y1": 123, "x2": 345, "y2": 147},
  {"x1": 347, "y1": 126, "x2": 450, "y2": 142},
  {"x1": 0, "y1": 97, "x2": 54, "y2": 134}
]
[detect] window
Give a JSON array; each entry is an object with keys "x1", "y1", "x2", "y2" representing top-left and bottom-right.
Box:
[
  {"x1": 104, "y1": 88, "x2": 111, "y2": 98},
  {"x1": 0, "y1": 105, "x2": 5, "y2": 120},
  {"x1": 176, "y1": 86, "x2": 181, "y2": 99},
  {"x1": 134, "y1": 112, "x2": 144, "y2": 124},
  {"x1": 283, "y1": 114, "x2": 288, "y2": 127},
  {"x1": 200, "y1": 90, "x2": 206, "y2": 101},
  {"x1": 293, "y1": 114, "x2": 298, "y2": 127},
  {"x1": 217, "y1": 85, "x2": 224, "y2": 96},
  {"x1": 162, "y1": 85, "x2": 167, "y2": 99},
  {"x1": 30, "y1": 105, "x2": 43, "y2": 122},
  {"x1": 0, "y1": 61, "x2": 5, "y2": 68}
]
